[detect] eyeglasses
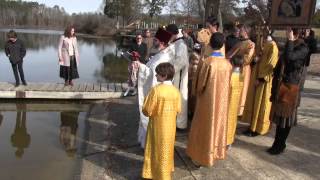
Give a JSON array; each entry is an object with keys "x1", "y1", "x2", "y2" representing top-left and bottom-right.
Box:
[{"x1": 136, "y1": 37, "x2": 142, "y2": 39}]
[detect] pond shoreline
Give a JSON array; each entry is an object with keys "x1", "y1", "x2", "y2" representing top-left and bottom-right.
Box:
[{"x1": 0, "y1": 27, "x2": 115, "y2": 39}]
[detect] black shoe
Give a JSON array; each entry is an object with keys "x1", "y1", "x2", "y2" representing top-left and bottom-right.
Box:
[
  {"x1": 243, "y1": 129, "x2": 259, "y2": 137},
  {"x1": 15, "y1": 83, "x2": 20, "y2": 87},
  {"x1": 267, "y1": 144, "x2": 286, "y2": 155},
  {"x1": 176, "y1": 128, "x2": 188, "y2": 133},
  {"x1": 22, "y1": 81, "x2": 27, "y2": 86}
]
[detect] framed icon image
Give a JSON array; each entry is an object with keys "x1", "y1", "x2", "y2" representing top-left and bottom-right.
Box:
[{"x1": 269, "y1": 0, "x2": 317, "y2": 28}]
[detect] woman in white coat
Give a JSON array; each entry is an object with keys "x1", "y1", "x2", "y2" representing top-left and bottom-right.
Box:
[{"x1": 58, "y1": 26, "x2": 80, "y2": 86}]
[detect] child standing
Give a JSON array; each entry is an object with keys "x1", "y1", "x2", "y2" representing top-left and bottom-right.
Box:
[
  {"x1": 227, "y1": 56, "x2": 244, "y2": 146},
  {"x1": 123, "y1": 51, "x2": 140, "y2": 97},
  {"x1": 5, "y1": 30, "x2": 27, "y2": 87},
  {"x1": 142, "y1": 62, "x2": 181, "y2": 180},
  {"x1": 188, "y1": 52, "x2": 200, "y2": 118}
]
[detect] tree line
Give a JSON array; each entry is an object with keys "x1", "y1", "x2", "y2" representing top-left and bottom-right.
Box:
[
  {"x1": 1, "y1": 0, "x2": 319, "y2": 36},
  {"x1": 0, "y1": 0, "x2": 116, "y2": 36}
]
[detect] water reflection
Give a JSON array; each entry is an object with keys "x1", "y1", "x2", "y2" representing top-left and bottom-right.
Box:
[
  {"x1": 0, "y1": 29, "x2": 127, "y2": 83},
  {"x1": 59, "y1": 111, "x2": 79, "y2": 158},
  {"x1": 0, "y1": 31, "x2": 58, "y2": 51},
  {"x1": 11, "y1": 111, "x2": 30, "y2": 159},
  {"x1": 95, "y1": 53, "x2": 128, "y2": 82}
]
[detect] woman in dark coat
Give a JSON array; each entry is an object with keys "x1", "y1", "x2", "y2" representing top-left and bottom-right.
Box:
[
  {"x1": 269, "y1": 28, "x2": 309, "y2": 155},
  {"x1": 58, "y1": 26, "x2": 80, "y2": 86}
]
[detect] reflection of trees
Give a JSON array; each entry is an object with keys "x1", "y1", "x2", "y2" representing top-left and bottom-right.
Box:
[
  {"x1": 0, "y1": 32, "x2": 118, "y2": 54},
  {"x1": 60, "y1": 111, "x2": 79, "y2": 158},
  {"x1": 0, "y1": 32, "x2": 59, "y2": 50},
  {"x1": 95, "y1": 53, "x2": 128, "y2": 83},
  {"x1": 11, "y1": 111, "x2": 30, "y2": 159}
]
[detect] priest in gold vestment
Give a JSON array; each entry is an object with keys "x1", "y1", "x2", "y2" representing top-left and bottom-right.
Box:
[
  {"x1": 227, "y1": 24, "x2": 255, "y2": 116},
  {"x1": 227, "y1": 57, "x2": 244, "y2": 145},
  {"x1": 186, "y1": 32, "x2": 232, "y2": 166},
  {"x1": 199, "y1": 16, "x2": 226, "y2": 58},
  {"x1": 242, "y1": 37, "x2": 279, "y2": 136},
  {"x1": 142, "y1": 63, "x2": 181, "y2": 180}
]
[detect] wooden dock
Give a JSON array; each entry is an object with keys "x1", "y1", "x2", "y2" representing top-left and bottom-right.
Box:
[{"x1": 0, "y1": 82, "x2": 128, "y2": 99}]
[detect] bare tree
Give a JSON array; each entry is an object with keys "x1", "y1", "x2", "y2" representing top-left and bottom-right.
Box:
[{"x1": 144, "y1": 0, "x2": 167, "y2": 18}]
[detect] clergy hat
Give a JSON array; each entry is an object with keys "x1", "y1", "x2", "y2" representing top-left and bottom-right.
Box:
[
  {"x1": 166, "y1": 24, "x2": 179, "y2": 35},
  {"x1": 155, "y1": 28, "x2": 172, "y2": 45},
  {"x1": 210, "y1": 32, "x2": 225, "y2": 50},
  {"x1": 197, "y1": 28, "x2": 211, "y2": 45}
]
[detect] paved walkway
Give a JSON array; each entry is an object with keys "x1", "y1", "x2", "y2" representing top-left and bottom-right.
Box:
[{"x1": 79, "y1": 75, "x2": 320, "y2": 180}]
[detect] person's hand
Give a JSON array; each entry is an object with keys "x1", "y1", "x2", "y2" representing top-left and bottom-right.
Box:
[
  {"x1": 286, "y1": 27, "x2": 294, "y2": 41},
  {"x1": 248, "y1": 42, "x2": 254, "y2": 49}
]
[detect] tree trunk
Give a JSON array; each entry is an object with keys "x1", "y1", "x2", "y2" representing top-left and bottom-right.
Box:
[
  {"x1": 197, "y1": 0, "x2": 206, "y2": 25},
  {"x1": 217, "y1": 0, "x2": 223, "y2": 32},
  {"x1": 204, "y1": 0, "x2": 223, "y2": 32}
]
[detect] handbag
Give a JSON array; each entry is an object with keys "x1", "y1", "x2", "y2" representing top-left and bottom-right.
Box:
[{"x1": 273, "y1": 83, "x2": 299, "y2": 118}]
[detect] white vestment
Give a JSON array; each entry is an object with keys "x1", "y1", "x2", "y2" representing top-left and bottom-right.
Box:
[
  {"x1": 169, "y1": 38, "x2": 189, "y2": 129},
  {"x1": 137, "y1": 47, "x2": 172, "y2": 148}
]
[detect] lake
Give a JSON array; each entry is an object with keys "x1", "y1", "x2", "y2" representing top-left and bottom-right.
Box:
[
  {"x1": 0, "y1": 28, "x2": 129, "y2": 83},
  {"x1": 0, "y1": 29, "x2": 129, "y2": 180}
]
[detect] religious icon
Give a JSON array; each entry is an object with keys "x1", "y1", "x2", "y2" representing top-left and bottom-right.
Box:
[
  {"x1": 270, "y1": 0, "x2": 316, "y2": 28},
  {"x1": 278, "y1": 0, "x2": 303, "y2": 17}
]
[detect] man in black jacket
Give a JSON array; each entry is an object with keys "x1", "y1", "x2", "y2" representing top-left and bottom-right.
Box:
[
  {"x1": 130, "y1": 34, "x2": 147, "y2": 64},
  {"x1": 5, "y1": 30, "x2": 27, "y2": 86}
]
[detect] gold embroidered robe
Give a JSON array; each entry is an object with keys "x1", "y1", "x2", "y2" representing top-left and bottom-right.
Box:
[
  {"x1": 237, "y1": 40, "x2": 255, "y2": 115},
  {"x1": 241, "y1": 41, "x2": 279, "y2": 134},
  {"x1": 186, "y1": 55, "x2": 232, "y2": 167},
  {"x1": 142, "y1": 83, "x2": 181, "y2": 180},
  {"x1": 227, "y1": 70, "x2": 244, "y2": 145}
]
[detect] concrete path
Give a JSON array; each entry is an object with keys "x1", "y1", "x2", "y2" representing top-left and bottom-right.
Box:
[{"x1": 79, "y1": 75, "x2": 320, "y2": 180}]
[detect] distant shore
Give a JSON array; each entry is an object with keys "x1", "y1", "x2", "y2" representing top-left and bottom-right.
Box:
[{"x1": 0, "y1": 26, "x2": 115, "y2": 39}]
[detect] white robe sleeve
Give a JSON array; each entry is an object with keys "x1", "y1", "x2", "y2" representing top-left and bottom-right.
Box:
[{"x1": 170, "y1": 39, "x2": 189, "y2": 129}]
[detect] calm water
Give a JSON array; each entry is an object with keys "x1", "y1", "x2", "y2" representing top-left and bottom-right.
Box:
[
  {"x1": 0, "y1": 108, "x2": 87, "y2": 179},
  {"x1": 0, "y1": 29, "x2": 128, "y2": 83},
  {"x1": 0, "y1": 29, "x2": 128, "y2": 179}
]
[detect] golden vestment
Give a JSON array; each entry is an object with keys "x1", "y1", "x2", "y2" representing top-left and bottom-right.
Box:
[
  {"x1": 142, "y1": 82, "x2": 181, "y2": 180},
  {"x1": 227, "y1": 69, "x2": 244, "y2": 145},
  {"x1": 241, "y1": 41, "x2": 279, "y2": 134},
  {"x1": 237, "y1": 39, "x2": 255, "y2": 115},
  {"x1": 186, "y1": 54, "x2": 232, "y2": 166}
]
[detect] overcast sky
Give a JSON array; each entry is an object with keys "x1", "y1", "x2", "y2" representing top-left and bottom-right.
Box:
[{"x1": 23, "y1": 0, "x2": 103, "y2": 14}]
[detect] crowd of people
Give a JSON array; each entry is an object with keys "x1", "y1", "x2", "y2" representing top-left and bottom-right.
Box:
[
  {"x1": 3, "y1": 16, "x2": 317, "y2": 180},
  {"x1": 124, "y1": 17, "x2": 317, "y2": 180}
]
